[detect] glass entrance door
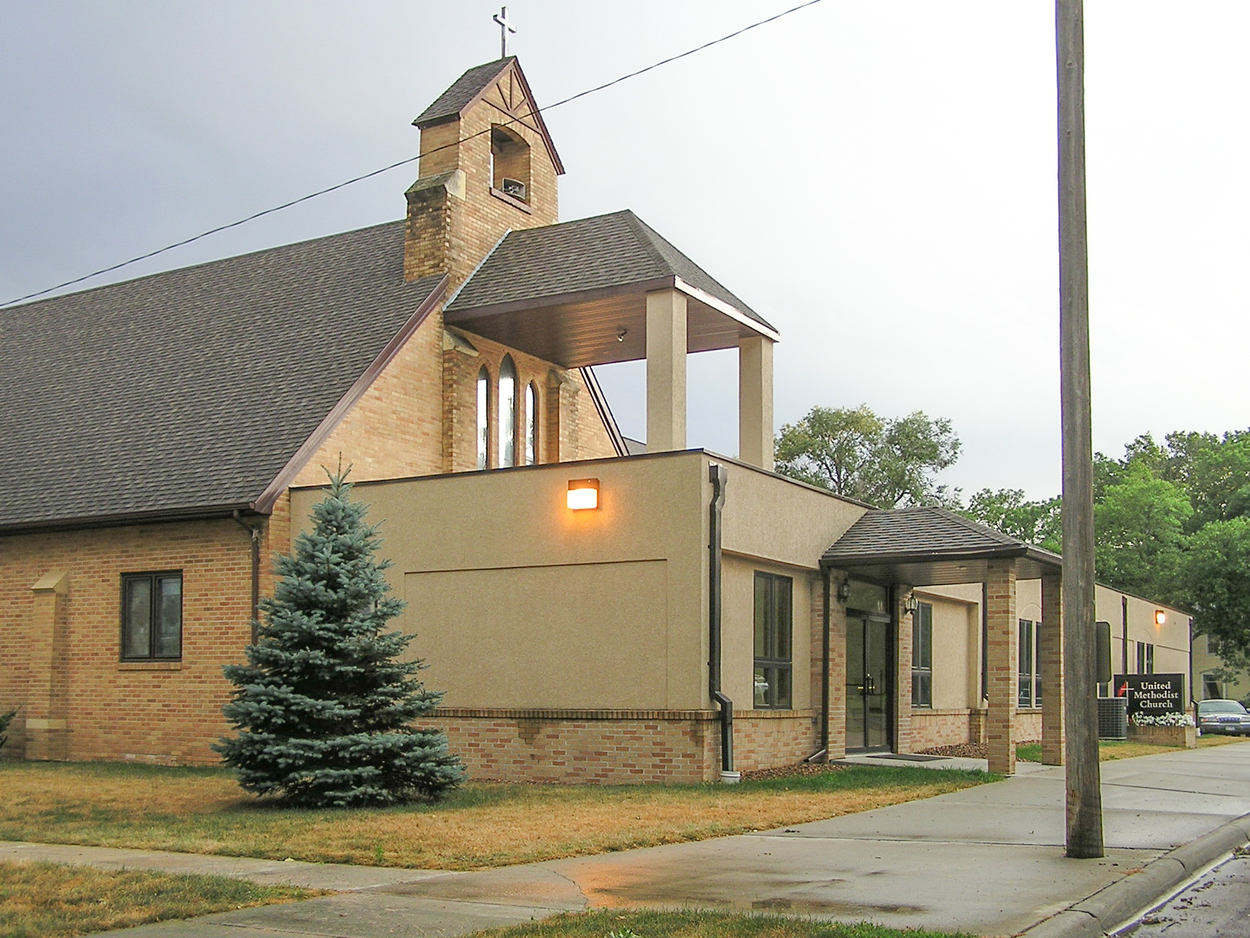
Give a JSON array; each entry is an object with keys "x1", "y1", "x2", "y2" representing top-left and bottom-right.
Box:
[{"x1": 846, "y1": 613, "x2": 892, "y2": 751}]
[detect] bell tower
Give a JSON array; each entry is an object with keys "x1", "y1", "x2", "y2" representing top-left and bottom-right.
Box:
[{"x1": 403, "y1": 57, "x2": 564, "y2": 289}]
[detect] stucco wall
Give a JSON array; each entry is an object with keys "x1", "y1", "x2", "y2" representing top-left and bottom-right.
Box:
[{"x1": 296, "y1": 451, "x2": 709, "y2": 712}]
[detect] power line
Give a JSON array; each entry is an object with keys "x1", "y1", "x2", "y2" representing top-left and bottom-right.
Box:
[{"x1": 2, "y1": 0, "x2": 826, "y2": 309}]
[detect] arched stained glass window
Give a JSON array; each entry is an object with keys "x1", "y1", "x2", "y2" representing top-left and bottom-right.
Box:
[
  {"x1": 499, "y1": 356, "x2": 517, "y2": 468},
  {"x1": 524, "y1": 382, "x2": 538, "y2": 465},
  {"x1": 476, "y1": 366, "x2": 490, "y2": 469}
]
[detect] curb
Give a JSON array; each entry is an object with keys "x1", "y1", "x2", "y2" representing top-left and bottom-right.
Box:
[{"x1": 1020, "y1": 813, "x2": 1250, "y2": 938}]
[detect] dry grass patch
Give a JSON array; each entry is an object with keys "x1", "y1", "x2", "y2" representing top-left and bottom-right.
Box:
[
  {"x1": 0, "y1": 860, "x2": 313, "y2": 938},
  {"x1": 463, "y1": 909, "x2": 973, "y2": 938},
  {"x1": 0, "y1": 762, "x2": 993, "y2": 870},
  {"x1": 1017, "y1": 735, "x2": 1246, "y2": 763}
]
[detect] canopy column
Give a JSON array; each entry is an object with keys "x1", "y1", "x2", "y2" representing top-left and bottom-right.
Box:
[
  {"x1": 738, "y1": 336, "x2": 774, "y2": 470},
  {"x1": 1041, "y1": 571, "x2": 1065, "y2": 764},
  {"x1": 645, "y1": 289, "x2": 687, "y2": 453},
  {"x1": 986, "y1": 559, "x2": 1018, "y2": 775}
]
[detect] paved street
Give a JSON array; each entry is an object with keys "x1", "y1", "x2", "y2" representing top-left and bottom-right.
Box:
[{"x1": 1118, "y1": 850, "x2": 1250, "y2": 938}]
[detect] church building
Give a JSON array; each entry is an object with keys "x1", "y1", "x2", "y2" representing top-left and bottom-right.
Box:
[{"x1": 0, "y1": 57, "x2": 1191, "y2": 781}]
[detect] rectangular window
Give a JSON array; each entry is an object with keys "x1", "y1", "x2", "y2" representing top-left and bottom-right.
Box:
[
  {"x1": 1019, "y1": 618, "x2": 1040, "y2": 708},
  {"x1": 912, "y1": 601, "x2": 933, "y2": 708},
  {"x1": 1203, "y1": 673, "x2": 1224, "y2": 699},
  {"x1": 1136, "y1": 641, "x2": 1155, "y2": 675},
  {"x1": 122, "y1": 572, "x2": 182, "y2": 660},
  {"x1": 753, "y1": 572, "x2": 792, "y2": 709}
]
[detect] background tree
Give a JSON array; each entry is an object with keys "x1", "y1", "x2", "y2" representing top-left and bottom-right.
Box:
[
  {"x1": 216, "y1": 470, "x2": 463, "y2": 807},
  {"x1": 961, "y1": 488, "x2": 1062, "y2": 553},
  {"x1": 774, "y1": 405, "x2": 960, "y2": 508},
  {"x1": 1185, "y1": 516, "x2": 1250, "y2": 670},
  {"x1": 1092, "y1": 462, "x2": 1191, "y2": 604}
]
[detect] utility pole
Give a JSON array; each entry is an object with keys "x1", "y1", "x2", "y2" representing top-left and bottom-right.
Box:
[{"x1": 1057, "y1": 0, "x2": 1104, "y2": 858}]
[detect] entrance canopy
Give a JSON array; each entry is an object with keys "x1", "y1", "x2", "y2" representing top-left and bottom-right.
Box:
[
  {"x1": 820, "y1": 506, "x2": 1062, "y2": 585},
  {"x1": 443, "y1": 209, "x2": 778, "y2": 369}
]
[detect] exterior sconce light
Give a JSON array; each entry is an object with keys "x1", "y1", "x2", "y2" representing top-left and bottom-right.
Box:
[
  {"x1": 902, "y1": 592, "x2": 919, "y2": 616},
  {"x1": 1155, "y1": 609, "x2": 1167, "y2": 627},
  {"x1": 567, "y1": 478, "x2": 599, "y2": 510},
  {"x1": 837, "y1": 578, "x2": 852, "y2": 602}
]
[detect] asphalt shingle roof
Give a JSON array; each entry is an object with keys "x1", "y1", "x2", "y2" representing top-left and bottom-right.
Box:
[
  {"x1": 822, "y1": 506, "x2": 1054, "y2": 565},
  {"x1": 0, "y1": 221, "x2": 442, "y2": 530},
  {"x1": 446, "y1": 210, "x2": 775, "y2": 332},
  {"x1": 414, "y1": 58, "x2": 514, "y2": 127}
]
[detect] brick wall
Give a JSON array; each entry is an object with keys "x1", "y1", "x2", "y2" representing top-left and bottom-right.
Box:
[
  {"x1": 909, "y1": 707, "x2": 1043, "y2": 752},
  {"x1": 909, "y1": 709, "x2": 980, "y2": 751},
  {"x1": 733, "y1": 710, "x2": 819, "y2": 772},
  {"x1": 432, "y1": 707, "x2": 817, "y2": 783},
  {"x1": 0, "y1": 518, "x2": 260, "y2": 763},
  {"x1": 433, "y1": 709, "x2": 719, "y2": 784},
  {"x1": 292, "y1": 314, "x2": 446, "y2": 488}
]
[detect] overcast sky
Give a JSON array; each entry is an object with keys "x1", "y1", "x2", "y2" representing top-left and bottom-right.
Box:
[{"x1": 2, "y1": 1, "x2": 1246, "y2": 501}]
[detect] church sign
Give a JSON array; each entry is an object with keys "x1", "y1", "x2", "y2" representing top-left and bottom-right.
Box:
[{"x1": 1113, "y1": 673, "x2": 1185, "y2": 717}]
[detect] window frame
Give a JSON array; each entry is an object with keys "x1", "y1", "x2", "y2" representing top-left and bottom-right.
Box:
[
  {"x1": 498, "y1": 355, "x2": 517, "y2": 468},
  {"x1": 753, "y1": 571, "x2": 793, "y2": 710},
  {"x1": 120, "y1": 571, "x2": 183, "y2": 661},
  {"x1": 1018, "y1": 618, "x2": 1042, "y2": 709},
  {"x1": 911, "y1": 601, "x2": 933, "y2": 708},
  {"x1": 476, "y1": 366, "x2": 491, "y2": 469},
  {"x1": 523, "y1": 381, "x2": 539, "y2": 466}
]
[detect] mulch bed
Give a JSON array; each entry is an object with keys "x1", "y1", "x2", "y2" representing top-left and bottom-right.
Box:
[{"x1": 740, "y1": 762, "x2": 851, "y2": 782}]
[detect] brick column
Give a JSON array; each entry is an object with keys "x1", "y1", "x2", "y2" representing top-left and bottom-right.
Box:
[
  {"x1": 645, "y1": 289, "x2": 687, "y2": 452},
  {"x1": 895, "y1": 586, "x2": 914, "y2": 754},
  {"x1": 1041, "y1": 572, "x2": 1065, "y2": 765},
  {"x1": 986, "y1": 560, "x2": 1018, "y2": 775},
  {"x1": 828, "y1": 578, "x2": 848, "y2": 759},
  {"x1": 738, "y1": 336, "x2": 774, "y2": 471},
  {"x1": 547, "y1": 370, "x2": 580, "y2": 462},
  {"x1": 26, "y1": 570, "x2": 70, "y2": 761},
  {"x1": 441, "y1": 328, "x2": 480, "y2": 473}
]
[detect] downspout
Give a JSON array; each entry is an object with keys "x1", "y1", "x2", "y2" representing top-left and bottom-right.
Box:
[
  {"x1": 232, "y1": 511, "x2": 261, "y2": 645},
  {"x1": 707, "y1": 463, "x2": 736, "y2": 782}
]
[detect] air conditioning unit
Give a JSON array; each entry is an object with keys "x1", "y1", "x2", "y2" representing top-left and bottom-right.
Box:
[
  {"x1": 1097, "y1": 696, "x2": 1128, "y2": 740},
  {"x1": 501, "y1": 178, "x2": 527, "y2": 200}
]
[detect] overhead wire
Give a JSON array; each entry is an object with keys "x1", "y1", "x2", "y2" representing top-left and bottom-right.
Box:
[{"x1": 2, "y1": 0, "x2": 826, "y2": 309}]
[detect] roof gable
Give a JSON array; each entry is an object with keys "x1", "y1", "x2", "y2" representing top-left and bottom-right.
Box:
[
  {"x1": 447, "y1": 210, "x2": 773, "y2": 330},
  {"x1": 821, "y1": 506, "x2": 1062, "y2": 585},
  {"x1": 0, "y1": 222, "x2": 443, "y2": 530},
  {"x1": 413, "y1": 57, "x2": 564, "y2": 175}
]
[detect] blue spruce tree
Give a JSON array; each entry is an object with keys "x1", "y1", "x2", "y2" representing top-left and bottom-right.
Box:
[{"x1": 216, "y1": 470, "x2": 463, "y2": 806}]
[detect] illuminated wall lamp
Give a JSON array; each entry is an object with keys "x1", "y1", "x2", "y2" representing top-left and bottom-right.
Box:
[
  {"x1": 567, "y1": 478, "x2": 599, "y2": 510},
  {"x1": 1154, "y1": 609, "x2": 1167, "y2": 627},
  {"x1": 902, "y1": 592, "x2": 919, "y2": 616}
]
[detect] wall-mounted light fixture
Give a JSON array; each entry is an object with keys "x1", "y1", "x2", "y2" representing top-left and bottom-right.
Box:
[
  {"x1": 567, "y1": 478, "x2": 599, "y2": 510},
  {"x1": 902, "y1": 592, "x2": 919, "y2": 616},
  {"x1": 837, "y1": 578, "x2": 852, "y2": 602},
  {"x1": 1154, "y1": 609, "x2": 1167, "y2": 627}
]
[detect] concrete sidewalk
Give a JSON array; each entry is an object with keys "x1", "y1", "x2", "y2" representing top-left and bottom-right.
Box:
[{"x1": 6, "y1": 743, "x2": 1250, "y2": 938}]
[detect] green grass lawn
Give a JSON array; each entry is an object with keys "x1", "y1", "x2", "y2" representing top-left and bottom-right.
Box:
[
  {"x1": 0, "y1": 860, "x2": 315, "y2": 938},
  {"x1": 0, "y1": 761, "x2": 996, "y2": 870},
  {"x1": 462, "y1": 910, "x2": 974, "y2": 938}
]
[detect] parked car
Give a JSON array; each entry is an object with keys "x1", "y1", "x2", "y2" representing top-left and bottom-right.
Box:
[{"x1": 1196, "y1": 699, "x2": 1250, "y2": 736}]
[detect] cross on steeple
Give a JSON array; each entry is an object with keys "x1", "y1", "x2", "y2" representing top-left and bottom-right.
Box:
[{"x1": 493, "y1": 6, "x2": 517, "y2": 58}]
